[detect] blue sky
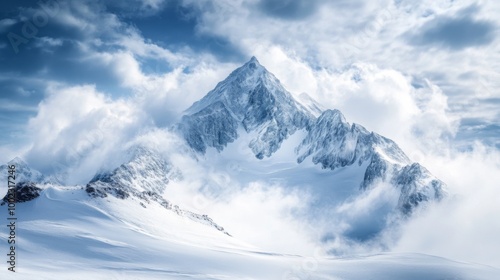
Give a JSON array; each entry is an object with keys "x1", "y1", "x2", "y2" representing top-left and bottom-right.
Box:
[{"x1": 0, "y1": 0, "x2": 499, "y2": 166}]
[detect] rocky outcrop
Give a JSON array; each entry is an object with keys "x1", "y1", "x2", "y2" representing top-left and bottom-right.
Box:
[{"x1": 1, "y1": 182, "x2": 42, "y2": 205}]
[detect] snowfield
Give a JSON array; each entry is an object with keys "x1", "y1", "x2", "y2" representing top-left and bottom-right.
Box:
[{"x1": 0, "y1": 185, "x2": 498, "y2": 279}]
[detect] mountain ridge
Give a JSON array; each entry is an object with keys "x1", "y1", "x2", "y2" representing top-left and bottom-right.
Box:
[{"x1": 177, "y1": 57, "x2": 445, "y2": 216}]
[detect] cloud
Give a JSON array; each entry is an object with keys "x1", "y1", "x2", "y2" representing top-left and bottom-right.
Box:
[
  {"x1": 179, "y1": 0, "x2": 393, "y2": 65},
  {"x1": 93, "y1": 51, "x2": 149, "y2": 89},
  {"x1": 0, "y1": 0, "x2": 219, "y2": 161},
  {"x1": 253, "y1": 50, "x2": 458, "y2": 158},
  {"x1": 315, "y1": 181, "x2": 402, "y2": 256},
  {"x1": 179, "y1": 0, "x2": 500, "y2": 147},
  {"x1": 16, "y1": 50, "x2": 235, "y2": 180},
  {"x1": 137, "y1": 60, "x2": 238, "y2": 126},
  {"x1": 456, "y1": 120, "x2": 500, "y2": 149},
  {"x1": 0, "y1": 99, "x2": 38, "y2": 112},
  {"x1": 1, "y1": 0, "x2": 497, "y2": 161},
  {"x1": 257, "y1": 0, "x2": 322, "y2": 20},
  {"x1": 25, "y1": 84, "x2": 149, "y2": 184},
  {"x1": 201, "y1": 182, "x2": 317, "y2": 254},
  {"x1": 408, "y1": 7, "x2": 497, "y2": 50},
  {"x1": 394, "y1": 144, "x2": 500, "y2": 267},
  {"x1": 317, "y1": 64, "x2": 420, "y2": 138},
  {"x1": 112, "y1": 128, "x2": 320, "y2": 255},
  {"x1": 0, "y1": 18, "x2": 16, "y2": 33},
  {"x1": 34, "y1": 36, "x2": 64, "y2": 51},
  {"x1": 140, "y1": 0, "x2": 167, "y2": 12},
  {"x1": 104, "y1": 0, "x2": 169, "y2": 17}
]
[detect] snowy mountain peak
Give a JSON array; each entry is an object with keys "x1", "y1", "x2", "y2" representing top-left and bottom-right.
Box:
[
  {"x1": 177, "y1": 58, "x2": 445, "y2": 216},
  {"x1": 179, "y1": 57, "x2": 314, "y2": 158},
  {"x1": 185, "y1": 56, "x2": 304, "y2": 117},
  {"x1": 88, "y1": 146, "x2": 173, "y2": 195},
  {"x1": 1, "y1": 157, "x2": 48, "y2": 184},
  {"x1": 244, "y1": 55, "x2": 260, "y2": 70},
  {"x1": 8, "y1": 156, "x2": 25, "y2": 165},
  {"x1": 7, "y1": 156, "x2": 31, "y2": 172}
]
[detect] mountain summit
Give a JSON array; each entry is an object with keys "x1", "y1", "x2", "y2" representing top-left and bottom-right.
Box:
[{"x1": 179, "y1": 56, "x2": 314, "y2": 158}]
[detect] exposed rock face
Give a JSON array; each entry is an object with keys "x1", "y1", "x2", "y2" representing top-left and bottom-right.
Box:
[
  {"x1": 0, "y1": 158, "x2": 47, "y2": 205},
  {"x1": 1, "y1": 182, "x2": 42, "y2": 205},
  {"x1": 88, "y1": 147, "x2": 172, "y2": 196},
  {"x1": 393, "y1": 163, "x2": 446, "y2": 215}
]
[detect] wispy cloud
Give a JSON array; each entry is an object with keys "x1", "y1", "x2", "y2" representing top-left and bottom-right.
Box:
[
  {"x1": 0, "y1": 99, "x2": 38, "y2": 112},
  {"x1": 0, "y1": 18, "x2": 16, "y2": 33},
  {"x1": 408, "y1": 5, "x2": 497, "y2": 50}
]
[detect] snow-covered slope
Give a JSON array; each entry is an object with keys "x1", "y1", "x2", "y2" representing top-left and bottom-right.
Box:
[
  {"x1": 0, "y1": 162, "x2": 489, "y2": 279},
  {"x1": 0, "y1": 186, "x2": 498, "y2": 279}
]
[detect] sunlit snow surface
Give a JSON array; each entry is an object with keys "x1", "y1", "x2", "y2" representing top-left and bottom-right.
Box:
[{"x1": 0, "y1": 186, "x2": 498, "y2": 279}]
